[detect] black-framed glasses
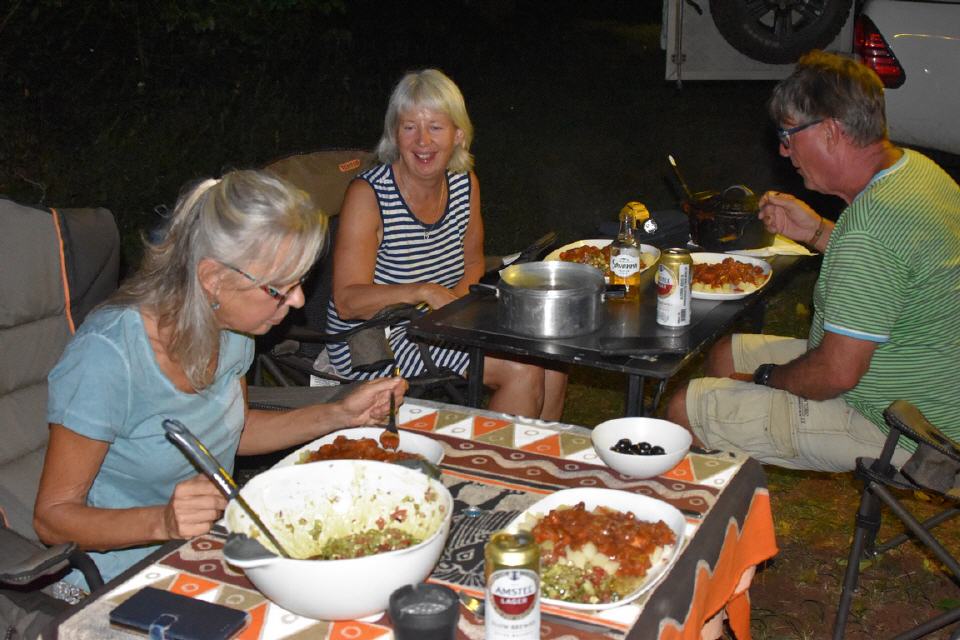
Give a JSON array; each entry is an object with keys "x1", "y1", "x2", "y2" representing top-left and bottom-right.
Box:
[
  {"x1": 221, "y1": 262, "x2": 304, "y2": 307},
  {"x1": 776, "y1": 118, "x2": 824, "y2": 149}
]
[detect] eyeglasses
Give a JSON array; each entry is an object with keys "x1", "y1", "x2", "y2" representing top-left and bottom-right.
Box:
[
  {"x1": 776, "y1": 119, "x2": 824, "y2": 149},
  {"x1": 221, "y1": 262, "x2": 304, "y2": 307}
]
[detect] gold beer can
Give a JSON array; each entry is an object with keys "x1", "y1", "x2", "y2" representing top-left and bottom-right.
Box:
[
  {"x1": 484, "y1": 530, "x2": 540, "y2": 640},
  {"x1": 656, "y1": 248, "x2": 693, "y2": 327}
]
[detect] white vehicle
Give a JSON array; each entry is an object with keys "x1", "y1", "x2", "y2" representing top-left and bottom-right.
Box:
[
  {"x1": 662, "y1": 0, "x2": 960, "y2": 154},
  {"x1": 856, "y1": 0, "x2": 960, "y2": 154}
]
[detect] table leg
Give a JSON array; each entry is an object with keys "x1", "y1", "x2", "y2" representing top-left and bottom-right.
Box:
[
  {"x1": 467, "y1": 347, "x2": 485, "y2": 407},
  {"x1": 625, "y1": 375, "x2": 646, "y2": 416},
  {"x1": 650, "y1": 378, "x2": 669, "y2": 415}
]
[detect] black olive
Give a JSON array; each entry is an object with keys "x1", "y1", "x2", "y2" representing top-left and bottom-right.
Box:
[{"x1": 610, "y1": 437, "x2": 666, "y2": 456}]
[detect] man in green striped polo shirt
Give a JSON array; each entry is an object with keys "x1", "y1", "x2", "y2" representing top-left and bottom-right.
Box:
[{"x1": 666, "y1": 51, "x2": 960, "y2": 472}]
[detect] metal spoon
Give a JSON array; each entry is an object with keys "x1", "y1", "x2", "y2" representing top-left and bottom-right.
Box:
[
  {"x1": 162, "y1": 418, "x2": 292, "y2": 558},
  {"x1": 668, "y1": 154, "x2": 695, "y2": 200}
]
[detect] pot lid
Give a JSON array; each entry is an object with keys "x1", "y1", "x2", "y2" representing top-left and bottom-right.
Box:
[{"x1": 692, "y1": 184, "x2": 759, "y2": 215}]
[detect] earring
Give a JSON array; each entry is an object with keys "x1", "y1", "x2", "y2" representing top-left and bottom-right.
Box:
[{"x1": 210, "y1": 300, "x2": 221, "y2": 311}]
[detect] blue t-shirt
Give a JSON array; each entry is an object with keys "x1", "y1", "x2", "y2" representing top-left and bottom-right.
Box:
[{"x1": 46, "y1": 306, "x2": 253, "y2": 585}]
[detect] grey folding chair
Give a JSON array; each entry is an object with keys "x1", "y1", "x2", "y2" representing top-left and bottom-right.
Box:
[
  {"x1": 0, "y1": 199, "x2": 119, "y2": 638},
  {"x1": 833, "y1": 400, "x2": 960, "y2": 639}
]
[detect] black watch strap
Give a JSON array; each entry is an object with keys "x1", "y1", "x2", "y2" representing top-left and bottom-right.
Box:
[{"x1": 753, "y1": 363, "x2": 777, "y2": 387}]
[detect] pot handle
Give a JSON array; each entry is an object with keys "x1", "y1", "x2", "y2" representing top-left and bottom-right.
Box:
[
  {"x1": 223, "y1": 533, "x2": 281, "y2": 568},
  {"x1": 721, "y1": 184, "x2": 755, "y2": 198},
  {"x1": 469, "y1": 283, "x2": 499, "y2": 298},
  {"x1": 602, "y1": 283, "x2": 626, "y2": 301}
]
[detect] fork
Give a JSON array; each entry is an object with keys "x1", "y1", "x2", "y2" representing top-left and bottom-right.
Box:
[{"x1": 379, "y1": 367, "x2": 401, "y2": 450}]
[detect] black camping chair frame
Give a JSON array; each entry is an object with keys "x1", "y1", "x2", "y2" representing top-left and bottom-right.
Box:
[
  {"x1": 833, "y1": 400, "x2": 960, "y2": 640},
  {"x1": 253, "y1": 229, "x2": 560, "y2": 408},
  {"x1": 254, "y1": 302, "x2": 469, "y2": 405}
]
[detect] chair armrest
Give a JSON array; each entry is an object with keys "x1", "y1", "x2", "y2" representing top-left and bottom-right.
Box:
[
  {"x1": 0, "y1": 527, "x2": 74, "y2": 586},
  {"x1": 0, "y1": 527, "x2": 104, "y2": 591},
  {"x1": 885, "y1": 400, "x2": 960, "y2": 461},
  {"x1": 885, "y1": 400, "x2": 960, "y2": 497},
  {"x1": 283, "y1": 303, "x2": 421, "y2": 345}
]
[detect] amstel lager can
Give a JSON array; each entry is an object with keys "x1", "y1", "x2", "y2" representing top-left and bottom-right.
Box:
[
  {"x1": 484, "y1": 531, "x2": 540, "y2": 640},
  {"x1": 656, "y1": 248, "x2": 693, "y2": 327}
]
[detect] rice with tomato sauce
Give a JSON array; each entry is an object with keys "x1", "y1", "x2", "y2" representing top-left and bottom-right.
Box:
[{"x1": 526, "y1": 502, "x2": 676, "y2": 605}]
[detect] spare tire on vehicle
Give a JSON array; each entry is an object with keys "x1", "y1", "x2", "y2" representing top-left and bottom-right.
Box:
[{"x1": 709, "y1": 0, "x2": 853, "y2": 65}]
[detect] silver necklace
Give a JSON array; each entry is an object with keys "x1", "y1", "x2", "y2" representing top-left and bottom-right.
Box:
[{"x1": 397, "y1": 170, "x2": 447, "y2": 239}]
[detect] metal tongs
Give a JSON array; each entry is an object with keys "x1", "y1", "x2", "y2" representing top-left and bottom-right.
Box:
[{"x1": 162, "y1": 418, "x2": 291, "y2": 558}]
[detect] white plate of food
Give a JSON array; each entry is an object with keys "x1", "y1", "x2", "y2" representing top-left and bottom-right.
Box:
[
  {"x1": 690, "y1": 252, "x2": 772, "y2": 301},
  {"x1": 274, "y1": 427, "x2": 444, "y2": 468},
  {"x1": 506, "y1": 487, "x2": 685, "y2": 611},
  {"x1": 544, "y1": 239, "x2": 660, "y2": 281}
]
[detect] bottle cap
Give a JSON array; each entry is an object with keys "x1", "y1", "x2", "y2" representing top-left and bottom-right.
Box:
[{"x1": 620, "y1": 201, "x2": 650, "y2": 222}]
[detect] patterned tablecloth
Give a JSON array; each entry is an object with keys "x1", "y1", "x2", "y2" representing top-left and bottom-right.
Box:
[{"x1": 53, "y1": 399, "x2": 778, "y2": 640}]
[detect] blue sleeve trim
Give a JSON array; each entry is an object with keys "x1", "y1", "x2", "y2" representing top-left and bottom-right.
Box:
[{"x1": 823, "y1": 321, "x2": 890, "y2": 343}]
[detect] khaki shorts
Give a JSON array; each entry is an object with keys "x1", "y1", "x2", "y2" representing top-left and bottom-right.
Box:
[{"x1": 685, "y1": 334, "x2": 909, "y2": 472}]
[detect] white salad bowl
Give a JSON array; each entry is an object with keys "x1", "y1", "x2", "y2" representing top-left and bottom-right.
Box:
[{"x1": 223, "y1": 459, "x2": 452, "y2": 621}]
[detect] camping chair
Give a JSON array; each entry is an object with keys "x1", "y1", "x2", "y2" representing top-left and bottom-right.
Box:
[
  {"x1": 0, "y1": 199, "x2": 119, "y2": 638},
  {"x1": 252, "y1": 149, "x2": 467, "y2": 404},
  {"x1": 253, "y1": 150, "x2": 557, "y2": 407},
  {"x1": 833, "y1": 400, "x2": 960, "y2": 639}
]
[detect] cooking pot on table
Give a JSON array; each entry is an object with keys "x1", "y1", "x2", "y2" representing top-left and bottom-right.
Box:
[
  {"x1": 471, "y1": 261, "x2": 608, "y2": 338},
  {"x1": 683, "y1": 184, "x2": 775, "y2": 252}
]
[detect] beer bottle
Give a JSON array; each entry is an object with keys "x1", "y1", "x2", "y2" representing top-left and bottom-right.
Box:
[{"x1": 609, "y1": 208, "x2": 642, "y2": 301}]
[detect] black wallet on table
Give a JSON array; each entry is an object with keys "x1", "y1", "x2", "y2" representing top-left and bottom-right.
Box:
[{"x1": 109, "y1": 586, "x2": 250, "y2": 640}]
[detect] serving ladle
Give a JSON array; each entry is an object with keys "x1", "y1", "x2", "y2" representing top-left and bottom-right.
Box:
[
  {"x1": 667, "y1": 154, "x2": 695, "y2": 201},
  {"x1": 162, "y1": 418, "x2": 292, "y2": 558}
]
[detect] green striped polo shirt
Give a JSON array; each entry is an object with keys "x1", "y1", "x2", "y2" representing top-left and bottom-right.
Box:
[{"x1": 808, "y1": 149, "x2": 960, "y2": 445}]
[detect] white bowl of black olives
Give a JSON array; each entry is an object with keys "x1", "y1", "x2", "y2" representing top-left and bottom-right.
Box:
[{"x1": 591, "y1": 417, "x2": 692, "y2": 479}]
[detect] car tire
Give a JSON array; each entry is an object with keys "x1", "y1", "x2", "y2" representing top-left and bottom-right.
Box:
[{"x1": 709, "y1": 0, "x2": 853, "y2": 65}]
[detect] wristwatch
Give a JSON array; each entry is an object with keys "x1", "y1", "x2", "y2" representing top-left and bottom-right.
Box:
[{"x1": 752, "y1": 363, "x2": 777, "y2": 387}]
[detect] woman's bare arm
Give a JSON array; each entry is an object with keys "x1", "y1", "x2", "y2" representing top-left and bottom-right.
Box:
[
  {"x1": 333, "y1": 180, "x2": 452, "y2": 319},
  {"x1": 33, "y1": 425, "x2": 225, "y2": 550}
]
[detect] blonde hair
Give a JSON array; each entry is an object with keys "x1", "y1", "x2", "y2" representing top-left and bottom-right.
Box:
[
  {"x1": 110, "y1": 169, "x2": 325, "y2": 389},
  {"x1": 375, "y1": 68, "x2": 474, "y2": 173}
]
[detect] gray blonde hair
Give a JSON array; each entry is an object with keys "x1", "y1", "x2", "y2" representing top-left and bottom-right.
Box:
[
  {"x1": 769, "y1": 50, "x2": 887, "y2": 147},
  {"x1": 375, "y1": 68, "x2": 474, "y2": 173},
  {"x1": 111, "y1": 169, "x2": 325, "y2": 389}
]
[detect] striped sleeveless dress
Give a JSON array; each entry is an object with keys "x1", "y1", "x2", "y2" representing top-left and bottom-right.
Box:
[{"x1": 325, "y1": 163, "x2": 472, "y2": 379}]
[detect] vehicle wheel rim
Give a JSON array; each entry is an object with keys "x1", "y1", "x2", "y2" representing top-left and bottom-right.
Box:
[{"x1": 745, "y1": 0, "x2": 829, "y2": 38}]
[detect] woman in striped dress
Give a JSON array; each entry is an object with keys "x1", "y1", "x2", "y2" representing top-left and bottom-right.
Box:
[{"x1": 328, "y1": 69, "x2": 567, "y2": 420}]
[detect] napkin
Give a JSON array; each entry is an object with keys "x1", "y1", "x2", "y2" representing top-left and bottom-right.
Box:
[{"x1": 727, "y1": 234, "x2": 815, "y2": 258}]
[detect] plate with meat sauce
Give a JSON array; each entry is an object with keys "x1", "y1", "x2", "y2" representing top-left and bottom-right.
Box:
[
  {"x1": 507, "y1": 488, "x2": 685, "y2": 611},
  {"x1": 275, "y1": 427, "x2": 445, "y2": 468},
  {"x1": 691, "y1": 253, "x2": 772, "y2": 301},
  {"x1": 544, "y1": 239, "x2": 659, "y2": 281}
]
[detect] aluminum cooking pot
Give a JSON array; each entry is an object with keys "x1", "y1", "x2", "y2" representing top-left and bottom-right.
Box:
[
  {"x1": 474, "y1": 261, "x2": 607, "y2": 338},
  {"x1": 683, "y1": 184, "x2": 775, "y2": 252}
]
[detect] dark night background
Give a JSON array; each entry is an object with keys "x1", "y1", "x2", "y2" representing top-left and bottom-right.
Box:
[
  {"x1": 2, "y1": 0, "x2": 880, "y2": 270},
  {"x1": 4, "y1": 3, "x2": 960, "y2": 636}
]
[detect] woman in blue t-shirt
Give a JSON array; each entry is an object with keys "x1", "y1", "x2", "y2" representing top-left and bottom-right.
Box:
[{"x1": 34, "y1": 170, "x2": 405, "y2": 587}]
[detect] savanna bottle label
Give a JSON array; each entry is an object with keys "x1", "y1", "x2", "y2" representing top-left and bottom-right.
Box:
[
  {"x1": 610, "y1": 252, "x2": 640, "y2": 278},
  {"x1": 485, "y1": 569, "x2": 540, "y2": 640}
]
